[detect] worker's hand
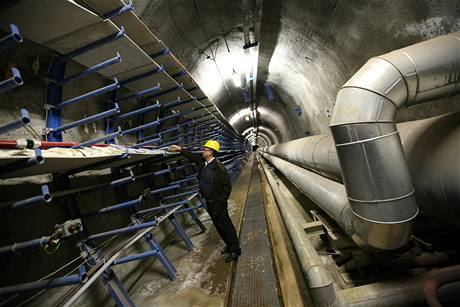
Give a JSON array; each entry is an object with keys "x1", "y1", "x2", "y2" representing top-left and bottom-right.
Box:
[{"x1": 168, "y1": 145, "x2": 182, "y2": 152}]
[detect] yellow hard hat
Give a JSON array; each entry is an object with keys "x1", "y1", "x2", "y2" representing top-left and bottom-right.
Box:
[{"x1": 204, "y1": 140, "x2": 220, "y2": 152}]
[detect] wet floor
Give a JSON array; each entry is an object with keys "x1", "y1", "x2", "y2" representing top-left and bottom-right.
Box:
[{"x1": 129, "y1": 154, "x2": 254, "y2": 307}]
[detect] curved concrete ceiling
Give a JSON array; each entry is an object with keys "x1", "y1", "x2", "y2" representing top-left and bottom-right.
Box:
[{"x1": 135, "y1": 0, "x2": 460, "y2": 143}]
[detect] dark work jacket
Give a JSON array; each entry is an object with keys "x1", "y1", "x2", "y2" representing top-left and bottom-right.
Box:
[{"x1": 181, "y1": 149, "x2": 232, "y2": 204}]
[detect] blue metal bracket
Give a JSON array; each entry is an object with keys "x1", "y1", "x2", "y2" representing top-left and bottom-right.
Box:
[
  {"x1": 112, "y1": 249, "x2": 159, "y2": 266},
  {"x1": 142, "y1": 233, "x2": 176, "y2": 280},
  {"x1": 73, "y1": 127, "x2": 121, "y2": 148},
  {"x1": 149, "y1": 48, "x2": 170, "y2": 59},
  {"x1": 0, "y1": 235, "x2": 50, "y2": 255},
  {"x1": 149, "y1": 183, "x2": 180, "y2": 195},
  {"x1": 117, "y1": 101, "x2": 161, "y2": 120},
  {"x1": 119, "y1": 67, "x2": 164, "y2": 87},
  {"x1": 115, "y1": 83, "x2": 161, "y2": 103},
  {"x1": 86, "y1": 220, "x2": 157, "y2": 241},
  {"x1": 2, "y1": 185, "x2": 52, "y2": 211},
  {"x1": 0, "y1": 148, "x2": 44, "y2": 177},
  {"x1": 51, "y1": 78, "x2": 120, "y2": 110},
  {"x1": 161, "y1": 190, "x2": 197, "y2": 202},
  {"x1": 141, "y1": 125, "x2": 179, "y2": 142},
  {"x1": 0, "y1": 67, "x2": 23, "y2": 94},
  {"x1": 45, "y1": 58, "x2": 66, "y2": 142},
  {"x1": 103, "y1": 1, "x2": 134, "y2": 19},
  {"x1": 168, "y1": 215, "x2": 194, "y2": 251},
  {"x1": 60, "y1": 27, "x2": 125, "y2": 61},
  {"x1": 0, "y1": 108, "x2": 30, "y2": 135},
  {"x1": 0, "y1": 265, "x2": 86, "y2": 295},
  {"x1": 0, "y1": 24, "x2": 23, "y2": 52},
  {"x1": 49, "y1": 104, "x2": 120, "y2": 133},
  {"x1": 130, "y1": 136, "x2": 162, "y2": 148},
  {"x1": 91, "y1": 196, "x2": 143, "y2": 216},
  {"x1": 120, "y1": 118, "x2": 160, "y2": 136},
  {"x1": 79, "y1": 243, "x2": 135, "y2": 307},
  {"x1": 58, "y1": 53, "x2": 122, "y2": 86}
]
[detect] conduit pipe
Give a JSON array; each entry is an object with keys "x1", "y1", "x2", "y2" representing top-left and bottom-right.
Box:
[
  {"x1": 263, "y1": 32, "x2": 460, "y2": 250},
  {"x1": 262, "y1": 112, "x2": 460, "y2": 228},
  {"x1": 259, "y1": 156, "x2": 337, "y2": 306},
  {"x1": 329, "y1": 31, "x2": 460, "y2": 250},
  {"x1": 260, "y1": 152, "x2": 354, "y2": 237}
]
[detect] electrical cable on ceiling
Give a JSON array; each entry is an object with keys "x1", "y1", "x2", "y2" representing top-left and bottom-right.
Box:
[{"x1": 192, "y1": 0, "x2": 232, "y2": 97}]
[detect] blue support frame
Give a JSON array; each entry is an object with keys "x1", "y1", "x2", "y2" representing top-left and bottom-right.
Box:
[
  {"x1": 0, "y1": 108, "x2": 30, "y2": 135},
  {"x1": 0, "y1": 67, "x2": 23, "y2": 94},
  {"x1": 0, "y1": 24, "x2": 23, "y2": 52}
]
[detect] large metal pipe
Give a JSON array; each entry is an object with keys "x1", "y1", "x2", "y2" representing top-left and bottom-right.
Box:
[
  {"x1": 329, "y1": 31, "x2": 460, "y2": 250},
  {"x1": 262, "y1": 112, "x2": 460, "y2": 228},
  {"x1": 336, "y1": 273, "x2": 427, "y2": 306},
  {"x1": 259, "y1": 156, "x2": 337, "y2": 306},
  {"x1": 264, "y1": 134, "x2": 341, "y2": 182},
  {"x1": 264, "y1": 32, "x2": 460, "y2": 250},
  {"x1": 260, "y1": 152, "x2": 356, "y2": 239}
]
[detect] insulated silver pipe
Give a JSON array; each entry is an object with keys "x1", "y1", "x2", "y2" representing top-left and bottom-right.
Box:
[
  {"x1": 329, "y1": 31, "x2": 460, "y2": 250},
  {"x1": 264, "y1": 135, "x2": 342, "y2": 182},
  {"x1": 262, "y1": 112, "x2": 460, "y2": 228},
  {"x1": 260, "y1": 152, "x2": 356, "y2": 239},
  {"x1": 336, "y1": 273, "x2": 427, "y2": 306},
  {"x1": 259, "y1": 156, "x2": 337, "y2": 306}
]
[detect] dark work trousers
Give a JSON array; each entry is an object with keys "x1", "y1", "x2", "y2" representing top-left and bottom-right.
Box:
[{"x1": 205, "y1": 199, "x2": 240, "y2": 252}]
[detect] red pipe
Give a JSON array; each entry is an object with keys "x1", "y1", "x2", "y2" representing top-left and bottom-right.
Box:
[
  {"x1": 0, "y1": 139, "x2": 108, "y2": 149},
  {"x1": 423, "y1": 264, "x2": 460, "y2": 307}
]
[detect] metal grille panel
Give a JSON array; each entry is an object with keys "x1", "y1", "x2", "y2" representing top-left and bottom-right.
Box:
[{"x1": 229, "y1": 162, "x2": 281, "y2": 307}]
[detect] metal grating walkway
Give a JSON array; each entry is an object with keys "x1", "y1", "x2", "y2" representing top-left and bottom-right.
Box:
[{"x1": 229, "y1": 160, "x2": 281, "y2": 307}]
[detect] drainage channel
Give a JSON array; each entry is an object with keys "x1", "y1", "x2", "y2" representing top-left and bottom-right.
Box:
[{"x1": 228, "y1": 159, "x2": 282, "y2": 306}]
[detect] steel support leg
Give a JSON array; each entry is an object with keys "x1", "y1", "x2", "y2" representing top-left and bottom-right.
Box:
[{"x1": 168, "y1": 215, "x2": 194, "y2": 251}]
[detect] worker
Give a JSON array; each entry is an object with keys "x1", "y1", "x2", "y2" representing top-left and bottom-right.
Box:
[{"x1": 168, "y1": 140, "x2": 241, "y2": 262}]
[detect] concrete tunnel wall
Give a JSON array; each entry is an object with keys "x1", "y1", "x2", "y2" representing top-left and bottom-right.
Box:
[
  {"x1": 0, "y1": 0, "x2": 460, "y2": 305},
  {"x1": 135, "y1": 0, "x2": 460, "y2": 142},
  {"x1": 0, "y1": 39, "x2": 202, "y2": 305}
]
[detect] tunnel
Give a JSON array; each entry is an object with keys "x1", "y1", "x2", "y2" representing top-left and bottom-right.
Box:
[{"x1": 0, "y1": 0, "x2": 459, "y2": 306}]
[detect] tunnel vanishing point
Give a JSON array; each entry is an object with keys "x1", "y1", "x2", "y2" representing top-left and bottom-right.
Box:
[{"x1": 0, "y1": 1, "x2": 459, "y2": 306}]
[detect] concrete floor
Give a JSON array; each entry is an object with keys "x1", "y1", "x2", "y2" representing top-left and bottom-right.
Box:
[{"x1": 129, "y1": 154, "x2": 254, "y2": 307}]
